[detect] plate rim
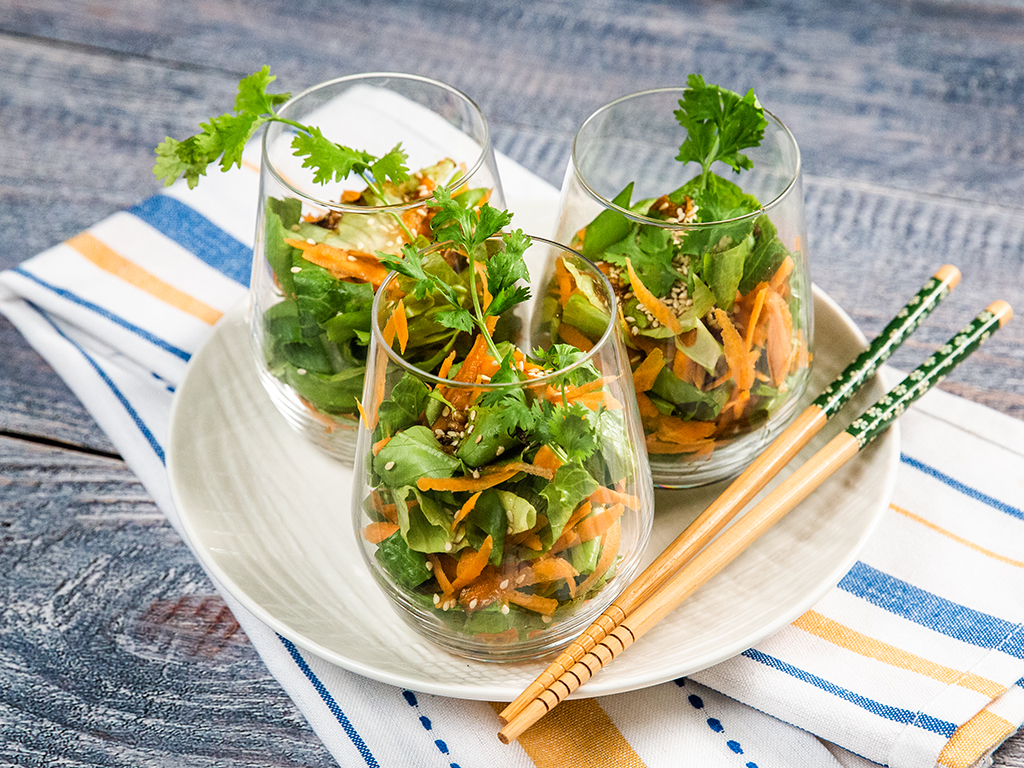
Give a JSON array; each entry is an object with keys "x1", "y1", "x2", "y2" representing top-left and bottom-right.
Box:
[{"x1": 166, "y1": 284, "x2": 899, "y2": 700}]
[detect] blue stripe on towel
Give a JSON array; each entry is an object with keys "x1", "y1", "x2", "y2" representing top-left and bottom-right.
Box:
[
  {"x1": 901, "y1": 453, "x2": 1024, "y2": 522},
  {"x1": 839, "y1": 562, "x2": 1024, "y2": 658},
  {"x1": 741, "y1": 648, "x2": 957, "y2": 737},
  {"x1": 34, "y1": 304, "x2": 165, "y2": 463},
  {"x1": 14, "y1": 267, "x2": 191, "y2": 362},
  {"x1": 279, "y1": 635, "x2": 380, "y2": 768},
  {"x1": 129, "y1": 195, "x2": 252, "y2": 287}
]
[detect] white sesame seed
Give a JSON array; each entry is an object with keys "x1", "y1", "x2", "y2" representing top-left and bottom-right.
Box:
[
  {"x1": 475, "y1": 435, "x2": 483, "y2": 444},
  {"x1": 357, "y1": 242, "x2": 366, "y2": 250},
  {"x1": 516, "y1": 574, "x2": 525, "y2": 584},
  {"x1": 470, "y1": 410, "x2": 477, "y2": 420},
  {"x1": 472, "y1": 470, "x2": 480, "y2": 479},
  {"x1": 435, "y1": 429, "x2": 444, "y2": 437},
  {"x1": 499, "y1": 579, "x2": 510, "y2": 590},
  {"x1": 443, "y1": 407, "x2": 451, "y2": 417},
  {"x1": 469, "y1": 599, "x2": 478, "y2": 610},
  {"x1": 501, "y1": 605, "x2": 510, "y2": 615},
  {"x1": 542, "y1": 615, "x2": 552, "y2": 624},
  {"x1": 444, "y1": 542, "x2": 453, "y2": 552},
  {"x1": 495, "y1": 446, "x2": 505, "y2": 456},
  {"x1": 425, "y1": 561, "x2": 433, "y2": 571},
  {"x1": 290, "y1": 266, "x2": 302, "y2": 273},
  {"x1": 306, "y1": 238, "x2": 316, "y2": 245},
  {"x1": 467, "y1": 425, "x2": 475, "y2": 434},
  {"x1": 384, "y1": 461, "x2": 395, "y2": 471},
  {"x1": 296, "y1": 368, "x2": 307, "y2": 375},
  {"x1": 348, "y1": 255, "x2": 357, "y2": 262}
]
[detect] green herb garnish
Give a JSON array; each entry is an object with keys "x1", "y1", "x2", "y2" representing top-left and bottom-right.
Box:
[{"x1": 153, "y1": 66, "x2": 411, "y2": 202}]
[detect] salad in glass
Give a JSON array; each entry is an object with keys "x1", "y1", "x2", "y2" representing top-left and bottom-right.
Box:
[{"x1": 553, "y1": 76, "x2": 812, "y2": 487}]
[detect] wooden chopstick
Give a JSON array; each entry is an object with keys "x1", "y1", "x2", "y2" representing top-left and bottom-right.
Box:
[
  {"x1": 498, "y1": 299, "x2": 1012, "y2": 743},
  {"x1": 497, "y1": 265, "x2": 961, "y2": 727}
]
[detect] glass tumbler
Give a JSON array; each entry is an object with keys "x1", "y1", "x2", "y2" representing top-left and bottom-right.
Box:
[
  {"x1": 351, "y1": 236, "x2": 654, "y2": 661},
  {"x1": 249, "y1": 73, "x2": 504, "y2": 462},
  {"x1": 553, "y1": 87, "x2": 813, "y2": 488}
]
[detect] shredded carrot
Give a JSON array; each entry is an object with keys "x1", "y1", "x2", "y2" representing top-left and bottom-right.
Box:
[
  {"x1": 449, "y1": 536, "x2": 494, "y2": 592},
  {"x1": 646, "y1": 435, "x2": 716, "y2": 454},
  {"x1": 589, "y1": 486, "x2": 641, "y2": 511},
  {"x1": 428, "y1": 554, "x2": 454, "y2": 595},
  {"x1": 521, "y1": 533, "x2": 543, "y2": 551},
  {"x1": 574, "y1": 390, "x2": 622, "y2": 411},
  {"x1": 437, "y1": 349, "x2": 457, "y2": 381},
  {"x1": 284, "y1": 239, "x2": 390, "y2": 288},
  {"x1": 770, "y1": 255, "x2": 794, "y2": 296},
  {"x1": 625, "y1": 258, "x2": 682, "y2": 335},
  {"x1": 655, "y1": 414, "x2": 717, "y2": 445},
  {"x1": 372, "y1": 436, "x2": 391, "y2": 456},
  {"x1": 451, "y1": 491, "x2": 482, "y2": 530},
  {"x1": 577, "y1": 520, "x2": 621, "y2": 595},
  {"x1": 714, "y1": 308, "x2": 755, "y2": 393},
  {"x1": 557, "y1": 322, "x2": 594, "y2": 351},
  {"x1": 356, "y1": 398, "x2": 374, "y2": 430},
  {"x1": 764, "y1": 290, "x2": 795, "y2": 386},
  {"x1": 634, "y1": 391, "x2": 661, "y2": 422},
  {"x1": 744, "y1": 284, "x2": 769, "y2": 353},
  {"x1": 362, "y1": 522, "x2": 399, "y2": 544},
  {"x1": 530, "y1": 558, "x2": 579, "y2": 597},
  {"x1": 506, "y1": 591, "x2": 559, "y2": 615},
  {"x1": 555, "y1": 258, "x2": 573, "y2": 306},
  {"x1": 632, "y1": 348, "x2": 666, "y2": 393},
  {"x1": 550, "y1": 501, "x2": 594, "y2": 553},
  {"x1": 576, "y1": 503, "x2": 624, "y2": 543},
  {"x1": 392, "y1": 299, "x2": 409, "y2": 354},
  {"x1": 377, "y1": 503, "x2": 398, "y2": 524},
  {"x1": 532, "y1": 445, "x2": 563, "y2": 475},
  {"x1": 417, "y1": 466, "x2": 519, "y2": 493},
  {"x1": 340, "y1": 189, "x2": 362, "y2": 203}
]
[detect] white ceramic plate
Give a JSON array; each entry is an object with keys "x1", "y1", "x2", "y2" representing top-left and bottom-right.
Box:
[{"x1": 167, "y1": 287, "x2": 898, "y2": 700}]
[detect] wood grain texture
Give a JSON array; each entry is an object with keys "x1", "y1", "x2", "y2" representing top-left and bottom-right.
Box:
[
  {"x1": 0, "y1": 436, "x2": 335, "y2": 767},
  {"x1": 0, "y1": 0, "x2": 1022, "y2": 764}
]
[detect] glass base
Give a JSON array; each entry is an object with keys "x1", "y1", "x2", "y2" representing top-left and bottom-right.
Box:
[
  {"x1": 649, "y1": 389, "x2": 806, "y2": 489},
  {"x1": 255, "y1": 366, "x2": 359, "y2": 464}
]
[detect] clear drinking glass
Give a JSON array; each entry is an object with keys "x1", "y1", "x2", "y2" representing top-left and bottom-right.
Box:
[
  {"x1": 553, "y1": 87, "x2": 812, "y2": 488},
  {"x1": 351, "y1": 236, "x2": 654, "y2": 661},
  {"x1": 249, "y1": 73, "x2": 504, "y2": 462}
]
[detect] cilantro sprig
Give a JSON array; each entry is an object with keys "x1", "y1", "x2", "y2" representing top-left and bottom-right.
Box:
[
  {"x1": 674, "y1": 73, "x2": 768, "y2": 191},
  {"x1": 154, "y1": 66, "x2": 411, "y2": 202}
]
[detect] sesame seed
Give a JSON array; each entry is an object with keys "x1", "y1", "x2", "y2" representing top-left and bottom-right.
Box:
[
  {"x1": 501, "y1": 605, "x2": 510, "y2": 615},
  {"x1": 495, "y1": 446, "x2": 504, "y2": 456},
  {"x1": 296, "y1": 368, "x2": 307, "y2": 375},
  {"x1": 425, "y1": 561, "x2": 433, "y2": 571},
  {"x1": 443, "y1": 407, "x2": 451, "y2": 417},
  {"x1": 499, "y1": 579, "x2": 510, "y2": 590},
  {"x1": 467, "y1": 425, "x2": 475, "y2": 434},
  {"x1": 357, "y1": 242, "x2": 366, "y2": 250},
  {"x1": 542, "y1": 615, "x2": 552, "y2": 624},
  {"x1": 432, "y1": 593, "x2": 440, "y2": 605},
  {"x1": 290, "y1": 266, "x2": 302, "y2": 273},
  {"x1": 347, "y1": 255, "x2": 357, "y2": 262},
  {"x1": 470, "y1": 410, "x2": 477, "y2": 420},
  {"x1": 435, "y1": 429, "x2": 444, "y2": 437},
  {"x1": 472, "y1": 470, "x2": 480, "y2": 479},
  {"x1": 447, "y1": 430, "x2": 458, "y2": 438},
  {"x1": 444, "y1": 542, "x2": 453, "y2": 552},
  {"x1": 516, "y1": 574, "x2": 525, "y2": 584},
  {"x1": 475, "y1": 435, "x2": 483, "y2": 444},
  {"x1": 469, "y1": 599, "x2": 478, "y2": 610},
  {"x1": 306, "y1": 238, "x2": 316, "y2": 245},
  {"x1": 384, "y1": 461, "x2": 395, "y2": 471}
]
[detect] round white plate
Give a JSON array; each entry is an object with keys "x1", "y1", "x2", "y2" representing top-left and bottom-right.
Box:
[{"x1": 167, "y1": 286, "x2": 898, "y2": 700}]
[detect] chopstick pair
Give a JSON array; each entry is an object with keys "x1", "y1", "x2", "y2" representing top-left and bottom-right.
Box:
[{"x1": 498, "y1": 266, "x2": 1012, "y2": 743}]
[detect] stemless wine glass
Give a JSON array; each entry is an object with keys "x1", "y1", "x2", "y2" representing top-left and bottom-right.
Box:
[
  {"x1": 351, "y1": 236, "x2": 654, "y2": 661},
  {"x1": 553, "y1": 87, "x2": 813, "y2": 488},
  {"x1": 249, "y1": 73, "x2": 504, "y2": 463}
]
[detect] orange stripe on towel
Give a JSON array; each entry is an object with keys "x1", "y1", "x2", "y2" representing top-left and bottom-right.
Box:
[{"x1": 67, "y1": 232, "x2": 223, "y2": 325}]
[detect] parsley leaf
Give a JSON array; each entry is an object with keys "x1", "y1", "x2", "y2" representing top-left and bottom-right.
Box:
[
  {"x1": 674, "y1": 73, "x2": 768, "y2": 190},
  {"x1": 153, "y1": 66, "x2": 411, "y2": 192}
]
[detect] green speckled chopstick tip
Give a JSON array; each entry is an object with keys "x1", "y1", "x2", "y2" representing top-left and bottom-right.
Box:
[
  {"x1": 847, "y1": 300, "x2": 1013, "y2": 448},
  {"x1": 813, "y1": 264, "x2": 961, "y2": 418}
]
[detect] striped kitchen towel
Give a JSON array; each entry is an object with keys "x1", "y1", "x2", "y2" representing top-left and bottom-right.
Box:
[{"x1": 2, "y1": 142, "x2": 1023, "y2": 768}]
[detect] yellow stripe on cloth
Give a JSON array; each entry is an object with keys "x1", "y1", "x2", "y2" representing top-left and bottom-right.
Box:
[
  {"x1": 793, "y1": 611, "x2": 1006, "y2": 698},
  {"x1": 937, "y1": 709, "x2": 1016, "y2": 768},
  {"x1": 891, "y1": 504, "x2": 1024, "y2": 569},
  {"x1": 67, "y1": 232, "x2": 223, "y2": 325},
  {"x1": 490, "y1": 700, "x2": 647, "y2": 768}
]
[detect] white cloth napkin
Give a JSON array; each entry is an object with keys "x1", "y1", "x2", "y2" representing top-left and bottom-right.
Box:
[{"x1": 3, "y1": 120, "x2": 1023, "y2": 768}]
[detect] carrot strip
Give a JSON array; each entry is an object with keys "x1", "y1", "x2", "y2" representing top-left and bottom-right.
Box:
[
  {"x1": 417, "y1": 466, "x2": 519, "y2": 493},
  {"x1": 744, "y1": 284, "x2": 769, "y2": 353},
  {"x1": 557, "y1": 322, "x2": 595, "y2": 351},
  {"x1": 764, "y1": 290, "x2": 795, "y2": 386},
  {"x1": 646, "y1": 436, "x2": 715, "y2": 454},
  {"x1": 576, "y1": 503, "x2": 624, "y2": 543},
  {"x1": 714, "y1": 308, "x2": 755, "y2": 393},
  {"x1": 521, "y1": 534, "x2": 543, "y2": 551},
  {"x1": 392, "y1": 299, "x2": 409, "y2": 354},
  {"x1": 632, "y1": 348, "x2": 666, "y2": 393},
  {"x1": 577, "y1": 520, "x2": 621, "y2": 595},
  {"x1": 451, "y1": 491, "x2": 482, "y2": 531},
  {"x1": 655, "y1": 414, "x2": 717, "y2": 444},
  {"x1": 550, "y1": 501, "x2": 594, "y2": 553},
  {"x1": 555, "y1": 258, "x2": 573, "y2": 306},
  {"x1": 574, "y1": 390, "x2": 622, "y2": 411},
  {"x1": 362, "y1": 522, "x2": 399, "y2": 544},
  {"x1": 589, "y1": 486, "x2": 641, "y2": 511},
  {"x1": 437, "y1": 349, "x2": 457, "y2": 381},
  {"x1": 530, "y1": 558, "x2": 579, "y2": 597},
  {"x1": 532, "y1": 445, "x2": 563, "y2": 475},
  {"x1": 634, "y1": 391, "x2": 661, "y2": 421},
  {"x1": 372, "y1": 436, "x2": 391, "y2": 456},
  {"x1": 428, "y1": 554, "x2": 454, "y2": 595},
  {"x1": 449, "y1": 536, "x2": 494, "y2": 592},
  {"x1": 506, "y1": 591, "x2": 559, "y2": 615},
  {"x1": 625, "y1": 258, "x2": 682, "y2": 335},
  {"x1": 770, "y1": 255, "x2": 794, "y2": 296},
  {"x1": 284, "y1": 239, "x2": 390, "y2": 288}
]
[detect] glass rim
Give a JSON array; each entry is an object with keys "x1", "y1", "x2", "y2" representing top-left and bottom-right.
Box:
[
  {"x1": 369, "y1": 235, "x2": 621, "y2": 390},
  {"x1": 571, "y1": 87, "x2": 802, "y2": 230},
  {"x1": 261, "y1": 71, "x2": 494, "y2": 214}
]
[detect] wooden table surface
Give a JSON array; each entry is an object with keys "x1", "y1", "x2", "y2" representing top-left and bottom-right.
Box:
[{"x1": 2, "y1": 1, "x2": 1023, "y2": 765}]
